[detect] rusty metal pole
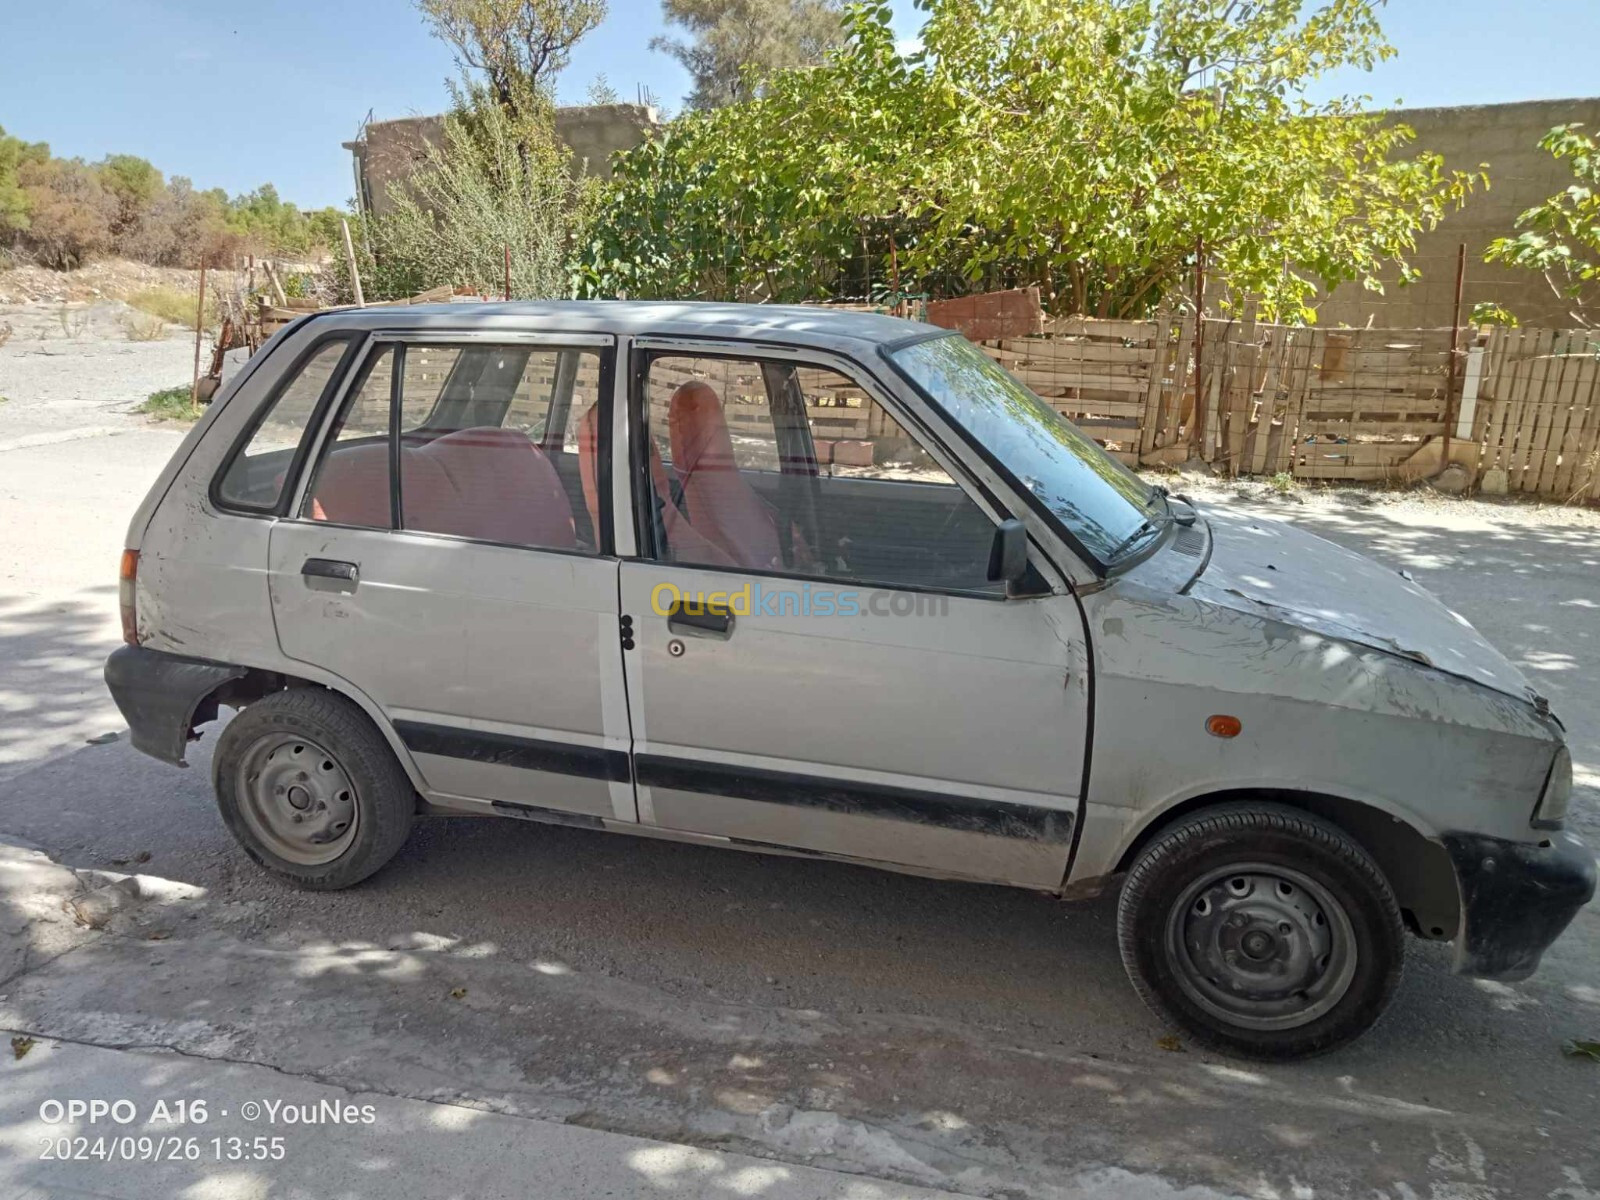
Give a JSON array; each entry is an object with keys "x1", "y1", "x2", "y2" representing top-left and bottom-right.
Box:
[
  {"x1": 1189, "y1": 239, "x2": 1206, "y2": 460},
  {"x1": 504, "y1": 245, "x2": 512, "y2": 301},
  {"x1": 1439, "y1": 241, "x2": 1467, "y2": 476},
  {"x1": 189, "y1": 259, "x2": 208, "y2": 415}
]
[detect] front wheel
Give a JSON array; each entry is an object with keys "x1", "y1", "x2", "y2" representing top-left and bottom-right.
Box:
[
  {"x1": 1117, "y1": 804, "x2": 1404, "y2": 1059},
  {"x1": 213, "y1": 688, "x2": 416, "y2": 890}
]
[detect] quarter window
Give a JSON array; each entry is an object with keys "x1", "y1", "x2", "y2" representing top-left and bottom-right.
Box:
[
  {"x1": 215, "y1": 338, "x2": 350, "y2": 511},
  {"x1": 640, "y1": 354, "x2": 1002, "y2": 592}
]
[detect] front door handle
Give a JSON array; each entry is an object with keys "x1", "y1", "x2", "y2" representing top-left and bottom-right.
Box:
[
  {"x1": 667, "y1": 607, "x2": 734, "y2": 640},
  {"x1": 302, "y1": 558, "x2": 359, "y2": 591}
]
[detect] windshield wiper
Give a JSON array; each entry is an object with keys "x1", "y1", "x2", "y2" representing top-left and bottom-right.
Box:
[{"x1": 1106, "y1": 513, "x2": 1173, "y2": 562}]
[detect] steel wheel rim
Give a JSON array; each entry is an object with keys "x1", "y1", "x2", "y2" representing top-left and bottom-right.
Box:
[
  {"x1": 1164, "y1": 862, "x2": 1358, "y2": 1031},
  {"x1": 236, "y1": 734, "x2": 359, "y2": 866}
]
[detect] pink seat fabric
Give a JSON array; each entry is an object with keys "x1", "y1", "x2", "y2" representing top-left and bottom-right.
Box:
[
  {"x1": 577, "y1": 402, "x2": 736, "y2": 567},
  {"x1": 668, "y1": 382, "x2": 782, "y2": 570},
  {"x1": 310, "y1": 427, "x2": 576, "y2": 549},
  {"x1": 408, "y1": 427, "x2": 576, "y2": 548},
  {"x1": 307, "y1": 442, "x2": 391, "y2": 527}
]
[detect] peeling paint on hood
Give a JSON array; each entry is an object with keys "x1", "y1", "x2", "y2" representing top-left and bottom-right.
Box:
[{"x1": 1189, "y1": 509, "x2": 1540, "y2": 704}]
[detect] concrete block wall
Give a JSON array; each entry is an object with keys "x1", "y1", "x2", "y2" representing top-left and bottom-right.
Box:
[
  {"x1": 346, "y1": 104, "x2": 660, "y2": 218},
  {"x1": 1316, "y1": 97, "x2": 1600, "y2": 329}
]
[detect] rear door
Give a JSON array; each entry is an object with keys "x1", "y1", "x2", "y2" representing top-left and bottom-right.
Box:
[
  {"x1": 266, "y1": 331, "x2": 635, "y2": 823},
  {"x1": 615, "y1": 341, "x2": 1088, "y2": 888}
]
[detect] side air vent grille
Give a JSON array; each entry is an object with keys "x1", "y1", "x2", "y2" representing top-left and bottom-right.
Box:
[{"x1": 1171, "y1": 524, "x2": 1205, "y2": 558}]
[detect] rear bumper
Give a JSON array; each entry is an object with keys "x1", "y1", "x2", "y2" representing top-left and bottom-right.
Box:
[
  {"x1": 104, "y1": 645, "x2": 246, "y2": 767},
  {"x1": 1443, "y1": 830, "x2": 1596, "y2": 981}
]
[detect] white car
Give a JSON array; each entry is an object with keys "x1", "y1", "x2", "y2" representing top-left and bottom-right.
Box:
[{"x1": 105, "y1": 302, "x2": 1593, "y2": 1058}]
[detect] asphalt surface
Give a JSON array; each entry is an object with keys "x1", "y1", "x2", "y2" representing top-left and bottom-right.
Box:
[{"x1": 1, "y1": 334, "x2": 1598, "y2": 1199}]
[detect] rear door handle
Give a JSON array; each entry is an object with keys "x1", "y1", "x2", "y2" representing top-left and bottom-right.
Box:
[
  {"x1": 302, "y1": 558, "x2": 359, "y2": 591},
  {"x1": 667, "y1": 607, "x2": 734, "y2": 639}
]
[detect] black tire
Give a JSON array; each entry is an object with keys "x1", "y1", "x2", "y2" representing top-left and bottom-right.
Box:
[
  {"x1": 1117, "y1": 803, "x2": 1404, "y2": 1060},
  {"x1": 212, "y1": 688, "x2": 416, "y2": 890}
]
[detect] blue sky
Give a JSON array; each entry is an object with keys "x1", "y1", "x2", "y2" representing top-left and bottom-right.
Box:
[{"x1": 2, "y1": 0, "x2": 1598, "y2": 210}]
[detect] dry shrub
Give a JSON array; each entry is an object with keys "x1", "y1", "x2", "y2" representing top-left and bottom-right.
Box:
[
  {"x1": 120, "y1": 312, "x2": 168, "y2": 341},
  {"x1": 128, "y1": 285, "x2": 218, "y2": 331}
]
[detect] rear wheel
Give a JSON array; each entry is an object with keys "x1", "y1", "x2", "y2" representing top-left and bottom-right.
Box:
[
  {"x1": 1117, "y1": 803, "x2": 1404, "y2": 1059},
  {"x1": 213, "y1": 688, "x2": 415, "y2": 890}
]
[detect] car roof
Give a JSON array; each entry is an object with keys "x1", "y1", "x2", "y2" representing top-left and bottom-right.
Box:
[{"x1": 322, "y1": 300, "x2": 945, "y2": 354}]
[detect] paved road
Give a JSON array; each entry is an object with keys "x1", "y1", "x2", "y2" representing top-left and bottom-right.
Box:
[{"x1": 0, "y1": 354, "x2": 1597, "y2": 1198}]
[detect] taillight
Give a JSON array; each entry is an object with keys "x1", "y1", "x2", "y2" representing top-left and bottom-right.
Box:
[{"x1": 119, "y1": 549, "x2": 140, "y2": 645}]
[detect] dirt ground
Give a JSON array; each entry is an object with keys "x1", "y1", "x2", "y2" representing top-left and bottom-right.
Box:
[{"x1": 1, "y1": 318, "x2": 1597, "y2": 1199}]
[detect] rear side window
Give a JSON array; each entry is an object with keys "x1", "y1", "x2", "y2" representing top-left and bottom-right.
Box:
[
  {"x1": 215, "y1": 338, "x2": 351, "y2": 511},
  {"x1": 299, "y1": 340, "x2": 607, "y2": 553}
]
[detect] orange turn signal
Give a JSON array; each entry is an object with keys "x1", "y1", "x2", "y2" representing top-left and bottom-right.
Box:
[{"x1": 1205, "y1": 714, "x2": 1242, "y2": 739}]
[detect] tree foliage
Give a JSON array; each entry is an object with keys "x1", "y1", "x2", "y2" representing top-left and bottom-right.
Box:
[
  {"x1": 582, "y1": 0, "x2": 1479, "y2": 321},
  {"x1": 358, "y1": 97, "x2": 598, "y2": 301},
  {"x1": 418, "y1": 0, "x2": 607, "y2": 124},
  {"x1": 1485, "y1": 124, "x2": 1600, "y2": 325},
  {"x1": 651, "y1": 0, "x2": 844, "y2": 110},
  {"x1": 0, "y1": 124, "x2": 50, "y2": 234}
]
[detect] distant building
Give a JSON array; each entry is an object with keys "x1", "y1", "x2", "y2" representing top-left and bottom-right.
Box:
[
  {"x1": 1316, "y1": 96, "x2": 1600, "y2": 328},
  {"x1": 345, "y1": 104, "x2": 660, "y2": 219}
]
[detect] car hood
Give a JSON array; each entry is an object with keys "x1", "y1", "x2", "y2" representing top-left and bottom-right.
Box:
[{"x1": 1188, "y1": 509, "x2": 1540, "y2": 704}]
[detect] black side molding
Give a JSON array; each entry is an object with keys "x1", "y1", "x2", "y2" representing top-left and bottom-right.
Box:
[
  {"x1": 635, "y1": 754, "x2": 1074, "y2": 843},
  {"x1": 104, "y1": 645, "x2": 248, "y2": 767},
  {"x1": 395, "y1": 719, "x2": 630, "y2": 783}
]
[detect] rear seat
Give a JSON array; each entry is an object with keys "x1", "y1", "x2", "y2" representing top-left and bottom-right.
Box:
[{"x1": 311, "y1": 427, "x2": 577, "y2": 549}]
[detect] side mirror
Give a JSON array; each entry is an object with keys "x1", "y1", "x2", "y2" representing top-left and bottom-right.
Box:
[{"x1": 987, "y1": 518, "x2": 1029, "y2": 588}]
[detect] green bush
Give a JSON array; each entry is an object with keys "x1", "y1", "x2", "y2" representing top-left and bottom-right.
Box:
[{"x1": 137, "y1": 384, "x2": 198, "y2": 421}]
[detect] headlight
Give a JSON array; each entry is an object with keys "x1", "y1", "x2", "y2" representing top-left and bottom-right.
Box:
[{"x1": 1533, "y1": 745, "x2": 1572, "y2": 830}]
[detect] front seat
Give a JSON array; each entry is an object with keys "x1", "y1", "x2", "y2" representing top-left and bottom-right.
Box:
[
  {"x1": 668, "y1": 381, "x2": 782, "y2": 570},
  {"x1": 577, "y1": 403, "x2": 735, "y2": 566}
]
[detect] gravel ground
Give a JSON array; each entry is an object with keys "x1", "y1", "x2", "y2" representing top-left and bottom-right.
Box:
[{"x1": 0, "y1": 301, "x2": 203, "y2": 446}]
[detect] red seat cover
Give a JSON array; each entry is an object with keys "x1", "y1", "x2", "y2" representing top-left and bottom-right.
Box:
[{"x1": 668, "y1": 382, "x2": 781, "y2": 570}]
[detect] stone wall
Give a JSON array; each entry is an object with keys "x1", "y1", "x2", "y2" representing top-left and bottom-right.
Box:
[
  {"x1": 346, "y1": 104, "x2": 659, "y2": 218},
  {"x1": 1315, "y1": 97, "x2": 1600, "y2": 329}
]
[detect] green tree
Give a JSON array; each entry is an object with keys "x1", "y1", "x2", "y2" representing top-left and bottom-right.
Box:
[
  {"x1": 96, "y1": 154, "x2": 163, "y2": 242},
  {"x1": 1485, "y1": 124, "x2": 1600, "y2": 326},
  {"x1": 584, "y1": 0, "x2": 1479, "y2": 322},
  {"x1": 0, "y1": 124, "x2": 49, "y2": 234},
  {"x1": 650, "y1": 0, "x2": 844, "y2": 110},
  {"x1": 417, "y1": 0, "x2": 607, "y2": 126}
]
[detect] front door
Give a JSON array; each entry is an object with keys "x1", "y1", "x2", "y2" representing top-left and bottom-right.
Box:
[
  {"x1": 616, "y1": 344, "x2": 1087, "y2": 887},
  {"x1": 267, "y1": 333, "x2": 634, "y2": 823}
]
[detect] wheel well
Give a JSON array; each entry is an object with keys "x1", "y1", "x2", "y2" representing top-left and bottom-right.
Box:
[
  {"x1": 1114, "y1": 789, "x2": 1460, "y2": 941},
  {"x1": 196, "y1": 667, "x2": 322, "y2": 727}
]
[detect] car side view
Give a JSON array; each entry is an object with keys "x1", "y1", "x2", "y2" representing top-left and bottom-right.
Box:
[{"x1": 105, "y1": 302, "x2": 1594, "y2": 1059}]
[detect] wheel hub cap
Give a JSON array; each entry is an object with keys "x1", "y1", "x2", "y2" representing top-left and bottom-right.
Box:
[
  {"x1": 236, "y1": 734, "x2": 359, "y2": 866},
  {"x1": 1166, "y1": 864, "x2": 1358, "y2": 1031}
]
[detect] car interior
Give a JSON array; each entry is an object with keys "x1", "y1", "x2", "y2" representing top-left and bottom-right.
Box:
[{"x1": 228, "y1": 339, "x2": 1002, "y2": 592}]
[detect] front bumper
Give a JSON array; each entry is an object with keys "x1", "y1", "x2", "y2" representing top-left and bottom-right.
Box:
[
  {"x1": 1443, "y1": 830, "x2": 1596, "y2": 981},
  {"x1": 104, "y1": 645, "x2": 246, "y2": 767}
]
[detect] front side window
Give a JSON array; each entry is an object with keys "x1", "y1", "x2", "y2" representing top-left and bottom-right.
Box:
[
  {"x1": 215, "y1": 338, "x2": 351, "y2": 511},
  {"x1": 639, "y1": 353, "x2": 1001, "y2": 592},
  {"x1": 887, "y1": 334, "x2": 1156, "y2": 564},
  {"x1": 301, "y1": 340, "x2": 606, "y2": 553}
]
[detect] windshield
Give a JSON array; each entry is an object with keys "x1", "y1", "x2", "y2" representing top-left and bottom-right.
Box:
[{"x1": 887, "y1": 334, "x2": 1158, "y2": 563}]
